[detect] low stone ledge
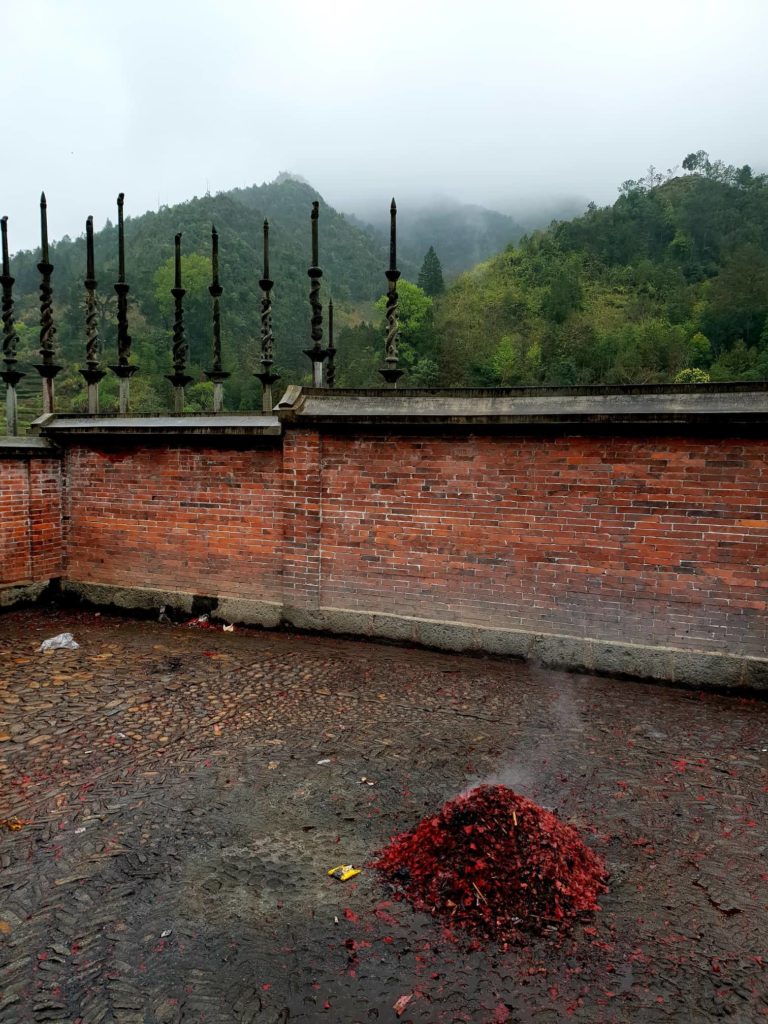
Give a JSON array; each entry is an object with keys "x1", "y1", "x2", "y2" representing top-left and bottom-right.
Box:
[
  {"x1": 18, "y1": 581, "x2": 767, "y2": 694},
  {"x1": 260, "y1": 603, "x2": 768, "y2": 693},
  {"x1": 61, "y1": 581, "x2": 199, "y2": 616},
  {"x1": 0, "y1": 437, "x2": 60, "y2": 458},
  {"x1": 743, "y1": 657, "x2": 768, "y2": 690},
  {"x1": 671, "y1": 648, "x2": 746, "y2": 690},
  {"x1": 32, "y1": 413, "x2": 281, "y2": 439},
  {"x1": 0, "y1": 581, "x2": 51, "y2": 608},
  {"x1": 281, "y1": 606, "x2": 376, "y2": 638},
  {"x1": 277, "y1": 384, "x2": 768, "y2": 430},
  {"x1": 532, "y1": 632, "x2": 594, "y2": 673},
  {"x1": 60, "y1": 581, "x2": 283, "y2": 628},
  {"x1": 592, "y1": 640, "x2": 675, "y2": 682},
  {"x1": 217, "y1": 596, "x2": 282, "y2": 630}
]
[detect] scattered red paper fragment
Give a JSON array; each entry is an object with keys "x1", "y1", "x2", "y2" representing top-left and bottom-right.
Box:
[
  {"x1": 373, "y1": 784, "x2": 608, "y2": 943},
  {"x1": 393, "y1": 993, "x2": 414, "y2": 1016}
]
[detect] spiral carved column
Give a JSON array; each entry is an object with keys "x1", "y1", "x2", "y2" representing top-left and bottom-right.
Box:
[
  {"x1": 326, "y1": 297, "x2": 336, "y2": 387},
  {"x1": 80, "y1": 216, "x2": 106, "y2": 413},
  {"x1": 303, "y1": 201, "x2": 327, "y2": 386},
  {"x1": 34, "y1": 193, "x2": 62, "y2": 414},
  {"x1": 165, "y1": 233, "x2": 192, "y2": 414},
  {"x1": 254, "y1": 219, "x2": 280, "y2": 412},
  {"x1": 1, "y1": 216, "x2": 24, "y2": 434},
  {"x1": 379, "y1": 198, "x2": 404, "y2": 386}
]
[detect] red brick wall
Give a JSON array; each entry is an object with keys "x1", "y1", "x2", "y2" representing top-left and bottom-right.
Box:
[
  {"x1": 63, "y1": 444, "x2": 283, "y2": 601},
  {"x1": 318, "y1": 432, "x2": 768, "y2": 656},
  {"x1": 282, "y1": 430, "x2": 322, "y2": 611},
  {"x1": 0, "y1": 452, "x2": 63, "y2": 586},
  {"x1": 5, "y1": 430, "x2": 767, "y2": 658}
]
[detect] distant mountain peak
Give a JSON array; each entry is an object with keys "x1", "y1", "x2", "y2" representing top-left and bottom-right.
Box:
[{"x1": 272, "y1": 171, "x2": 311, "y2": 186}]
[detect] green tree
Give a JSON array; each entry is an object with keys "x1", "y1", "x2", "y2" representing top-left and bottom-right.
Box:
[
  {"x1": 153, "y1": 253, "x2": 213, "y2": 368},
  {"x1": 417, "y1": 246, "x2": 445, "y2": 296},
  {"x1": 541, "y1": 261, "x2": 582, "y2": 323},
  {"x1": 709, "y1": 339, "x2": 767, "y2": 380},
  {"x1": 700, "y1": 244, "x2": 768, "y2": 347},
  {"x1": 674, "y1": 367, "x2": 711, "y2": 383},
  {"x1": 683, "y1": 150, "x2": 710, "y2": 175},
  {"x1": 374, "y1": 280, "x2": 438, "y2": 383},
  {"x1": 687, "y1": 332, "x2": 712, "y2": 367},
  {"x1": 336, "y1": 322, "x2": 380, "y2": 386},
  {"x1": 489, "y1": 334, "x2": 543, "y2": 385}
]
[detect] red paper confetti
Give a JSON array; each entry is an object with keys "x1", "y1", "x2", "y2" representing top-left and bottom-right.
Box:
[
  {"x1": 393, "y1": 993, "x2": 414, "y2": 1016},
  {"x1": 373, "y1": 784, "x2": 608, "y2": 943}
]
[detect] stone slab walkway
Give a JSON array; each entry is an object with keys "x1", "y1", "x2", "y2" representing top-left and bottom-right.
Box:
[{"x1": 0, "y1": 609, "x2": 766, "y2": 1023}]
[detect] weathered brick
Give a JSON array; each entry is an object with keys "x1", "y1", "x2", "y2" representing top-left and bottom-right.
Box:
[
  {"x1": 1, "y1": 429, "x2": 766, "y2": 657},
  {"x1": 0, "y1": 455, "x2": 63, "y2": 585}
]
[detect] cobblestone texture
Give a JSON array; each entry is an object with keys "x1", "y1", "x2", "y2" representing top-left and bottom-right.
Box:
[{"x1": 1, "y1": 609, "x2": 766, "y2": 1023}]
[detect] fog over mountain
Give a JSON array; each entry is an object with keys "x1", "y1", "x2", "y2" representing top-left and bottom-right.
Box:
[{"x1": 3, "y1": 0, "x2": 768, "y2": 252}]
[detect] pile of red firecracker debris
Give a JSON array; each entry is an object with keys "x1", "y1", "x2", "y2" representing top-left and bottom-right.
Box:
[{"x1": 373, "y1": 784, "x2": 608, "y2": 943}]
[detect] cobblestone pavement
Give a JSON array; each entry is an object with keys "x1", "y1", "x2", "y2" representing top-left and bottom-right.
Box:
[{"x1": 0, "y1": 608, "x2": 766, "y2": 1023}]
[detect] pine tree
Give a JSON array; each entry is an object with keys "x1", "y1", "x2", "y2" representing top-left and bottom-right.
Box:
[{"x1": 417, "y1": 246, "x2": 445, "y2": 296}]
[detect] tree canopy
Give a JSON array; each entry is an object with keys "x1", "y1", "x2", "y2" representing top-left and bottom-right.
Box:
[
  {"x1": 434, "y1": 155, "x2": 768, "y2": 386},
  {"x1": 417, "y1": 246, "x2": 445, "y2": 296}
]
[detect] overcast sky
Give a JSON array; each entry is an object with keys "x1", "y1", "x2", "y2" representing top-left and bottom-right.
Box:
[{"x1": 3, "y1": 0, "x2": 768, "y2": 251}]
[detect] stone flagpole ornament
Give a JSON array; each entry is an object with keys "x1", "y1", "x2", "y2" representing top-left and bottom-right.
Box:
[
  {"x1": 255, "y1": 218, "x2": 280, "y2": 412},
  {"x1": 379, "y1": 198, "x2": 404, "y2": 386},
  {"x1": 109, "y1": 193, "x2": 138, "y2": 413},
  {"x1": 0, "y1": 215, "x2": 24, "y2": 435},
  {"x1": 165, "y1": 232, "x2": 192, "y2": 413},
  {"x1": 35, "y1": 192, "x2": 62, "y2": 414},
  {"x1": 304, "y1": 201, "x2": 327, "y2": 386},
  {"x1": 79, "y1": 215, "x2": 107, "y2": 413},
  {"x1": 204, "y1": 224, "x2": 230, "y2": 413}
]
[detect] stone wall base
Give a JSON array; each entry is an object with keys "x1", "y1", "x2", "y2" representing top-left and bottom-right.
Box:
[
  {"x1": 32, "y1": 579, "x2": 767, "y2": 695},
  {"x1": 0, "y1": 581, "x2": 52, "y2": 609}
]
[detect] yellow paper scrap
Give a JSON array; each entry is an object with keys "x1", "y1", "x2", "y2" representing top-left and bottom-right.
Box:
[{"x1": 327, "y1": 864, "x2": 361, "y2": 881}]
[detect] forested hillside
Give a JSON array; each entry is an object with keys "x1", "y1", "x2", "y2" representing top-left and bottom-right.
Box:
[
  {"x1": 434, "y1": 155, "x2": 768, "y2": 385},
  {"x1": 6, "y1": 176, "x2": 389, "y2": 417},
  {"x1": 5, "y1": 154, "x2": 768, "y2": 421}
]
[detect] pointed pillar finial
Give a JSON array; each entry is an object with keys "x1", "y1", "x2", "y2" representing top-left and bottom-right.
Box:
[
  {"x1": 79, "y1": 214, "x2": 106, "y2": 413},
  {"x1": 304, "y1": 200, "x2": 327, "y2": 386},
  {"x1": 204, "y1": 223, "x2": 230, "y2": 413},
  {"x1": 166, "y1": 232, "x2": 192, "y2": 413},
  {"x1": 255, "y1": 218, "x2": 280, "y2": 412},
  {"x1": 109, "y1": 192, "x2": 138, "y2": 412},
  {"x1": 1, "y1": 215, "x2": 24, "y2": 434},
  {"x1": 34, "y1": 191, "x2": 61, "y2": 414}
]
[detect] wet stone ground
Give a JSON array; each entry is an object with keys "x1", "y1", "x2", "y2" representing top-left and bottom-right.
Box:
[{"x1": 0, "y1": 609, "x2": 766, "y2": 1024}]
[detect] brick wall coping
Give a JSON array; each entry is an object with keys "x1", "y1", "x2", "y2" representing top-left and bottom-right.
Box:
[
  {"x1": 276, "y1": 384, "x2": 768, "y2": 428},
  {"x1": 32, "y1": 413, "x2": 281, "y2": 439},
  {"x1": 0, "y1": 436, "x2": 60, "y2": 457},
  {"x1": 7, "y1": 384, "x2": 768, "y2": 441}
]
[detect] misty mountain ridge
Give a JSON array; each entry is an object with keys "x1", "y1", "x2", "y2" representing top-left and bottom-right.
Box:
[
  {"x1": 358, "y1": 197, "x2": 525, "y2": 278},
  {"x1": 5, "y1": 156, "x2": 768, "y2": 424}
]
